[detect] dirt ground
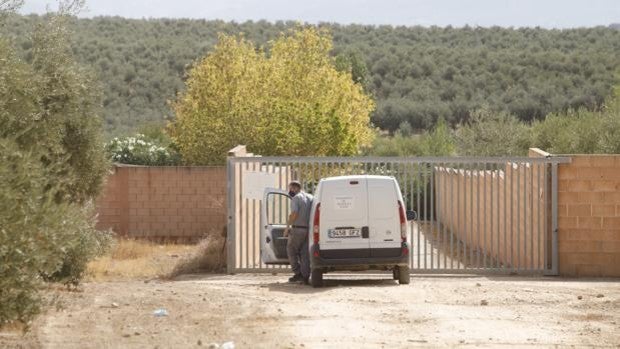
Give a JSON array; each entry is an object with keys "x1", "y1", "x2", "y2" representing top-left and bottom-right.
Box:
[{"x1": 2, "y1": 273, "x2": 619, "y2": 348}]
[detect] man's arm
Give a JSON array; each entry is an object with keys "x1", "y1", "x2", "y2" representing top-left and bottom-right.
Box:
[
  {"x1": 283, "y1": 212, "x2": 298, "y2": 237},
  {"x1": 283, "y1": 196, "x2": 300, "y2": 237}
]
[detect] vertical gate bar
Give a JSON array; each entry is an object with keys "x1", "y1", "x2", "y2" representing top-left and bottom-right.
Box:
[
  {"x1": 465, "y1": 163, "x2": 469, "y2": 269},
  {"x1": 252, "y1": 161, "x2": 257, "y2": 269},
  {"x1": 516, "y1": 161, "x2": 521, "y2": 271},
  {"x1": 490, "y1": 163, "x2": 494, "y2": 269},
  {"x1": 524, "y1": 162, "x2": 528, "y2": 270},
  {"x1": 544, "y1": 162, "x2": 550, "y2": 273},
  {"x1": 537, "y1": 162, "x2": 542, "y2": 271},
  {"x1": 476, "y1": 163, "x2": 481, "y2": 269},
  {"x1": 430, "y1": 162, "x2": 435, "y2": 270},
  {"x1": 495, "y1": 164, "x2": 500, "y2": 269},
  {"x1": 423, "y1": 162, "x2": 428, "y2": 269},
  {"x1": 266, "y1": 161, "x2": 271, "y2": 270},
  {"x1": 254, "y1": 161, "x2": 260, "y2": 269},
  {"x1": 403, "y1": 161, "x2": 410, "y2": 268},
  {"x1": 456, "y1": 163, "x2": 461, "y2": 269},
  {"x1": 284, "y1": 161, "x2": 290, "y2": 271},
  {"x1": 402, "y1": 161, "x2": 407, "y2": 208},
  {"x1": 436, "y1": 162, "x2": 442, "y2": 269},
  {"x1": 449, "y1": 164, "x2": 455, "y2": 269},
  {"x1": 415, "y1": 162, "x2": 421, "y2": 269},
  {"x1": 483, "y1": 162, "x2": 487, "y2": 269},
  {"x1": 464, "y1": 163, "x2": 474, "y2": 269},
  {"x1": 226, "y1": 158, "x2": 235, "y2": 274},
  {"x1": 239, "y1": 161, "x2": 244, "y2": 270},
  {"x1": 244, "y1": 161, "x2": 250, "y2": 269},
  {"x1": 510, "y1": 162, "x2": 519, "y2": 272},
  {"x1": 442, "y1": 162, "x2": 448, "y2": 269},
  {"x1": 237, "y1": 161, "x2": 242, "y2": 270},
  {"x1": 551, "y1": 163, "x2": 559, "y2": 275},
  {"x1": 530, "y1": 163, "x2": 534, "y2": 270},
  {"x1": 239, "y1": 161, "x2": 244, "y2": 271},
  {"x1": 503, "y1": 161, "x2": 507, "y2": 270},
  {"x1": 412, "y1": 162, "x2": 417, "y2": 269},
  {"x1": 463, "y1": 163, "x2": 468, "y2": 269}
]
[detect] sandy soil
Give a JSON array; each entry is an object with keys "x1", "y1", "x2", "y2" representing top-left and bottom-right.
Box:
[{"x1": 2, "y1": 274, "x2": 619, "y2": 348}]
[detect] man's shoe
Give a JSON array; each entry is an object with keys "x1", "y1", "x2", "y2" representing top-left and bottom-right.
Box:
[
  {"x1": 303, "y1": 277, "x2": 310, "y2": 285},
  {"x1": 288, "y1": 274, "x2": 303, "y2": 283}
]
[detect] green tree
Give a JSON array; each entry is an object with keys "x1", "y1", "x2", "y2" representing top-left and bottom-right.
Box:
[
  {"x1": 1, "y1": 1, "x2": 108, "y2": 203},
  {"x1": 531, "y1": 87, "x2": 620, "y2": 154},
  {"x1": 170, "y1": 28, "x2": 375, "y2": 164},
  {"x1": 334, "y1": 49, "x2": 369, "y2": 88},
  {"x1": 455, "y1": 107, "x2": 531, "y2": 156},
  {"x1": 0, "y1": 1, "x2": 112, "y2": 324},
  {"x1": 419, "y1": 117, "x2": 456, "y2": 156}
]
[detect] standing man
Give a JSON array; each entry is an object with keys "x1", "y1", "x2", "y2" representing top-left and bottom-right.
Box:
[{"x1": 283, "y1": 180, "x2": 313, "y2": 284}]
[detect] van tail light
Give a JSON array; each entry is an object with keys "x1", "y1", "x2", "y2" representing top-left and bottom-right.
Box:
[
  {"x1": 398, "y1": 201, "x2": 407, "y2": 243},
  {"x1": 313, "y1": 203, "x2": 321, "y2": 244}
]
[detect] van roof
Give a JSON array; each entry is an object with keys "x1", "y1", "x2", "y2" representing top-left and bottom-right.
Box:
[{"x1": 319, "y1": 175, "x2": 396, "y2": 183}]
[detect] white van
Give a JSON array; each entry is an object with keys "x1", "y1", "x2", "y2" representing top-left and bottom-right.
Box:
[{"x1": 261, "y1": 175, "x2": 416, "y2": 287}]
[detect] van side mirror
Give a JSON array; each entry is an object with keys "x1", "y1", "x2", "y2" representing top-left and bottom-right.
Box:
[{"x1": 406, "y1": 210, "x2": 417, "y2": 221}]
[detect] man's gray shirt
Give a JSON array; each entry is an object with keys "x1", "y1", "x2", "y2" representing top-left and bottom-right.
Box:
[{"x1": 291, "y1": 192, "x2": 313, "y2": 229}]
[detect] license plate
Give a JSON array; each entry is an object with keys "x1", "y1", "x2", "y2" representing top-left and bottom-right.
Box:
[{"x1": 328, "y1": 228, "x2": 361, "y2": 238}]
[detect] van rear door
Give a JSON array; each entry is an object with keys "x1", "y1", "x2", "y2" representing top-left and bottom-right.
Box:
[
  {"x1": 367, "y1": 177, "x2": 402, "y2": 257},
  {"x1": 319, "y1": 177, "x2": 370, "y2": 258}
]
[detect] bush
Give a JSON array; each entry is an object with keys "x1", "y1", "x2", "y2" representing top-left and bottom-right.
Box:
[
  {"x1": 0, "y1": 139, "x2": 112, "y2": 324},
  {"x1": 168, "y1": 232, "x2": 227, "y2": 277},
  {"x1": 363, "y1": 131, "x2": 424, "y2": 157},
  {"x1": 418, "y1": 117, "x2": 456, "y2": 156},
  {"x1": 455, "y1": 107, "x2": 531, "y2": 156},
  {"x1": 105, "y1": 134, "x2": 181, "y2": 166},
  {"x1": 43, "y1": 215, "x2": 115, "y2": 287},
  {"x1": 0, "y1": 2, "x2": 113, "y2": 325},
  {"x1": 531, "y1": 88, "x2": 620, "y2": 154}
]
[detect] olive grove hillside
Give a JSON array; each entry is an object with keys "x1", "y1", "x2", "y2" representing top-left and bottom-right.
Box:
[{"x1": 3, "y1": 15, "x2": 619, "y2": 134}]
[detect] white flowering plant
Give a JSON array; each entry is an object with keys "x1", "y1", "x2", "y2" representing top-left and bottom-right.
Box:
[{"x1": 105, "y1": 134, "x2": 181, "y2": 165}]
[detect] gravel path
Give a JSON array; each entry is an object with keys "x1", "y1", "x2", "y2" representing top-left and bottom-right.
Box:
[{"x1": 2, "y1": 274, "x2": 619, "y2": 348}]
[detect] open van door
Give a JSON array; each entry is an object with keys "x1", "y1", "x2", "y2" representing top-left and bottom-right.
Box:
[{"x1": 261, "y1": 188, "x2": 291, "y2": 264}]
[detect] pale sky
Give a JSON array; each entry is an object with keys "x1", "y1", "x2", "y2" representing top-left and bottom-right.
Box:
[{"x1": 20, "y1": 0, "x2": 620, "y2": 28}]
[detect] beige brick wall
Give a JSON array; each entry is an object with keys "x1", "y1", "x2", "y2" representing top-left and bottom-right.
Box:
[
  {"x1": 557, "y1": 155, "x2": 620, "y2": 277},
  {"x1": 95, "y1": 165, "x2": 227, "y2": 242}
]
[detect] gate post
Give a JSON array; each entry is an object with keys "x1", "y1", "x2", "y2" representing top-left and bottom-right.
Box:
[
  {"x1": 226, "y1": 145, "x2": 249, "y2": 274},
  {"x1": 550, "y1": 162, "x2": 559, "y2": 275},
  {"x1": 226, "y1": 156, "x2": 235, "y2": 274}
]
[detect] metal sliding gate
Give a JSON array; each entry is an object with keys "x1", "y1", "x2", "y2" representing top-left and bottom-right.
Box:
[{"x1": 227, "y1": 156, "x2": 570, "y2": 275}]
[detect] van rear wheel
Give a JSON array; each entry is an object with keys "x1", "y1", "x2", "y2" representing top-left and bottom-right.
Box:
[
  {"x1": 311, "y1": 269, "x2": 323, "y2": 288},
  {"x1": 397, "y1": 265, "x2": 410, "y2": 285}
]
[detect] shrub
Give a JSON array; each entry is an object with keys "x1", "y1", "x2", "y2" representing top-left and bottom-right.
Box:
[
  {"x1": 531, "y1": 88, "x2": 620, "y2": 154},
  {"x1": 455, "y1": 107, "x2": 531, "y2": 156},
  {"x1": 0, "y1": 139, "x2": 112, "y2": 324},
  {"x1": 43, "y1": 213, "x2": 115, "y2": 287},
  {"x1": 0, "y1": 2, "x2": 113, "y2": 325},
  {"x1": 418, "y1": 117, "x2": 456, "y2": 156},
  {"x1": 105, "y1": 133, "x2": 181, "y2": 166},
  {"x1": 168, "y1": 232, "x2": 227, "y2": 277}
]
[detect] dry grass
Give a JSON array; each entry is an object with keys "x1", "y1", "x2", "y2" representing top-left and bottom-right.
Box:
[
  {"x1": 86, "y1": 239, "x2": 198, "y2": 281},
  {"x1": 87, "y1": 235, "x2": 227, "y2": 281},
  {"x1": 167, "y1": 234, "x2": 227, "y2": 278}
]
